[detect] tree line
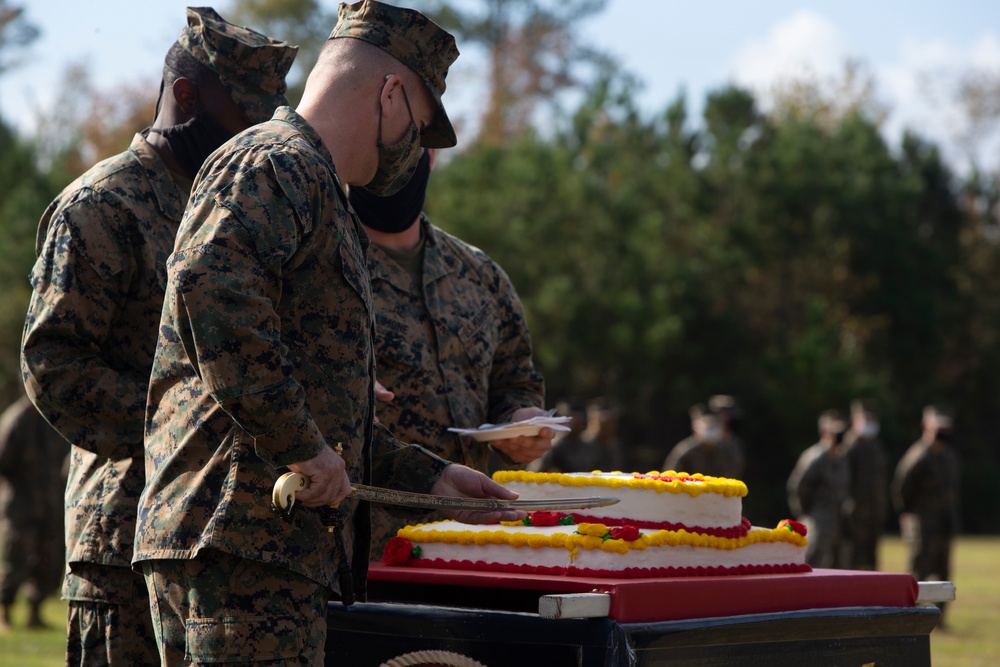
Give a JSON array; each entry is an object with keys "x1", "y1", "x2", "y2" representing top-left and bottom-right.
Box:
[{"x1": 426, "y1": 77, "x2": 1000, "y2": 529}]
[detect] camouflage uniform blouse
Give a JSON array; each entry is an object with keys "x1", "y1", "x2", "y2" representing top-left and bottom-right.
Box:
[
  {"x1": 367, "y1": 217, "x2": 544, "y2": 554},
  {"x1": 21, "y1": 133, "x2": 185, "y2": 586},
  {"x1": 662, "y1": 435, "x2": 746, "y2": 479},
  {"x1": 134, "y1": 107, "x2": 448, "y2": 597}
]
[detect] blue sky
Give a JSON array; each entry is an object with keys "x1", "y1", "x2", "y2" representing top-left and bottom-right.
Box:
[{"x1": 3, "y1": 0, "x2": 999, "y2": 172}]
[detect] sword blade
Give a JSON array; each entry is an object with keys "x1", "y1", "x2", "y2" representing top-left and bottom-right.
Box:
[
  {"x1": 350, "y1": 483, "x2": 619, "y2": 512},
  {"x1": 272, "y1": 472, "x2": 619, "y2": 513}
]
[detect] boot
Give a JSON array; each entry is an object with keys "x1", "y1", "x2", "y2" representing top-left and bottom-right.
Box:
[{"x1": 0, "y1": 603, "x2": 12, "y2": 631}]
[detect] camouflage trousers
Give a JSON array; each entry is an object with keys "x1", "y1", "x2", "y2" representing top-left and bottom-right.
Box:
[
  {"x1": 900, "y1": 513, "x2": 952, "y2": 622},
  {"x1": 802, "y1": 510, "x2": 841, "y2": 569},
  {"x1": 843, "y1": 518, "x2": 882, "y2": 571},
  {"x1": 141, "y1": 550, "x2": 330, "y2": 666},
  {"x1": 64, "y1": 562, "x2": 159, "y2": 667},
  {"x1": 900, "y1": 513, "x2": 952, "y2": 582}
]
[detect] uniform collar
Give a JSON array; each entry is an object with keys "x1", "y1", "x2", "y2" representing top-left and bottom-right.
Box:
[
  {"x1": 271, "y1": 106, "x2": 369, "y2": 255},
  {"x1": 133, "y1": 132, "x2": 187, "y2": 221},
  {"x1": 369, "y1": 215, "x2": 452, "y2": 291}
]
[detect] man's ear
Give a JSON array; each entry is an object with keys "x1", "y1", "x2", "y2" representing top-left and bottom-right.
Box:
[
  {"x1": 171, "y1": 78, "x2": 199, "y2": 116},
  {"x1": 378, "y1": 74, "x2": 404, "y2": 118}
]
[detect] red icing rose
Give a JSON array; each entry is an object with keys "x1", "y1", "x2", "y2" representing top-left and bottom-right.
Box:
[
  {"x1": 609, "y1": 525, "x2": 640, "y2": 541},
  {"x1": 778, "y1": 519, "x2": 807, "y2": 536},
  {"x1": 382, "y1": 536, "x2": 415, "y2": 565},
  {"x1": 530, "y1": 511, "x2": 561, "y2": 527}
]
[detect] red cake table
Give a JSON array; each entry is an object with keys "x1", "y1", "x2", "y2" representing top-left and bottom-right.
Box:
[
  {"x1": 367, "y1": 563, "x2": 918, "y2": 623},
  {"x1": 325, "y1": 565, "x2": 939, "y2": 666}
]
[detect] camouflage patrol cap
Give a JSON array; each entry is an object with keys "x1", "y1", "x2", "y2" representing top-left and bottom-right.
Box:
[
  {"x1": 179, "y1": 7, "x2": 298, "y2": 124},
  {"x1": 708, "y1": 394, "x2": 744, "y2": 419},
  {"x1": 850, "y1": 399, "x2": 878, "y2": 416},
  {"x1": 923, "y1": 405, "x2": 954, "y2": 429},
  {"x1": 689, "y1": 403, "x2": 709, "y2": 420},
  {"x1": 818, "y1": 409, "x2": 848, "y2": 434},
  {"x1": 329, "y1": 0, "x2": 460, "y2": 148}
]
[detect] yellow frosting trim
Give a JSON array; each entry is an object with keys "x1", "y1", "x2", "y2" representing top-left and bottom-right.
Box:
[
  {"x1": 492, "y1": 470, "x2": 748, "y2": 498},
  {"x1": 397, "y1": 522, "x2": 807, "y2": 553}
]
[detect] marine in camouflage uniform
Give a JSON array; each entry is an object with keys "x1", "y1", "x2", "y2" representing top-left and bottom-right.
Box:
[
  {"x1": 19, "y1": 8, "x2": 295, "y2": 664},
  {"x1": 349, "y1": 149, "x2": 547, "y2": 558},
  {"x1": 892, "y1": 406, "x2": 959, "y2": 624},
  {"x1": 786, "y1": 410, "x2": 851, "y2": 568},
  {"x1": 537, "y1": 398, "x2": 623, "y2": 473},
  {"x1": 0, "y1": 394, "x2": 69, "y2": 629},
  {"x1": 135, "y1": 4, "x2": 516, "y2": 664},
  {"x1": 663, "y1": 404, "x2": 744, "y2": 478},
  {"x1": 841, "y1": 399, "x2": 888, "y2": 570}
]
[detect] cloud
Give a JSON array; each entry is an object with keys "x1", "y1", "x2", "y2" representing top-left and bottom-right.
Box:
[
  {"x1": 728, "y1": 9, "x2": 1000, "y2": 173},
  {"x1": 729, "y1": 11, "x2": 848, "y2": 90},
  {"x1": 880, "y1": 32, "x2": 1000, "y2": 172}
]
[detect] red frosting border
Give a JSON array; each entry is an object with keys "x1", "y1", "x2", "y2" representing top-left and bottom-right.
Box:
[
  {"x1": 547, "y1": 514, "x2": 752, "y2": 538},
  {"x1": 399, "y1": 558, "x2": 812, "y2": 578}
]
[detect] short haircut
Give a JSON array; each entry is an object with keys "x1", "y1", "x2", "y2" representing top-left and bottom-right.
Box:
[
  {"x1": 318, "y1": 37, "x2": 423, "y2": 93},
  {"x1": 163, "y1": 42, "x2": 218, "y2": 88}
]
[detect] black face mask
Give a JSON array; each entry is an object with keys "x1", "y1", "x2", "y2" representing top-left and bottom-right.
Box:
[
  {"x1": 936, "y1": 430, "x2": 953, "y2": 444},
  {"x1": 349, "y1": 149, "x2": 431, "y2": 234},
  {"x1": 148, "y1": 110, "x2": 234, "y2": 179}
]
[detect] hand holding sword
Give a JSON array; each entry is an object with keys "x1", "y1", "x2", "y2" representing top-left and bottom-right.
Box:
[
  {"x1": 273, "y1": 447, "x2": 620, "y2": 521},
  {"x1": 275, "y1": 443, "x2": 560, "y2": 524},
  {"x1": 283, "y1": 443, "x2": 352, "y2": 508}
]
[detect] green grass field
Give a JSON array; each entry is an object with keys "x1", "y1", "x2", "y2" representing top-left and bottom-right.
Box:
[{"x1": 0, "y1": 537, "x2": 996, "y2": 665}]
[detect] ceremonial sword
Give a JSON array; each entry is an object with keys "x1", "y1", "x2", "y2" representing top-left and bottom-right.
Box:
[{"x1": 271, "y1": 472, "x2": 621, "y2": 513}]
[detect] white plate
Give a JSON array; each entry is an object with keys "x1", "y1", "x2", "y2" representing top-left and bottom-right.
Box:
[
  {"x1": 466, "y1": 422, "x2": 545, "y2": 442},
  {"x1": 448, "y1": 415, "x2": 571, "y2": 442}
]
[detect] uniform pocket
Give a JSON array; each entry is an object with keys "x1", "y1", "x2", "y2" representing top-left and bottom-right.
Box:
[
  {"x1": 185, "y1": 614, "x2": 306, "y2": 662},
  {"x1": 457, "y1": 302, "x2": 497, "y2": 369}
]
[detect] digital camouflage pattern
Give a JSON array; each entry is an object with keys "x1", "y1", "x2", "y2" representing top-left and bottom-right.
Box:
[
  {"x1": 20, "y1": 131, "x2": 185, "y2": 660},
  {"x1": 0, "y1": 396, "x2": 68, "y2": 607},
  {"x1": 136, "y1": 107, "x2": 450, "y2": 603},
  {"x1": 786, "y1": 442, "x2": 850, "y2": 568},
  {"x1": 367, "y1": 215, "x2": 544, "y2": 556},
  {"x1": 330, "y1": 0, "x2": 459, "y2": 148},
  {"x1": 21, "y1": 132, "x2": 187, "y2": 577},
  {"x1": 892, "y1": 439, "x2": 960, "y2": 583},
  {"x1": 662, "y1": 434, "x2": 746, "y2": 479},
  {"x1": 65, "y1": 562, "x2": 158, "y2": 666},
  {"x1": 143, "y1": 551, "x2": 327, "y2": 665},
  {"x1": 179, "y1": 7, "x2": 297, "y2": 125}
]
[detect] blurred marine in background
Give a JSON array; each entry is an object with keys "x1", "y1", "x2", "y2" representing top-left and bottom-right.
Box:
[
  {"x1": 0, "y1": 391, "x2": 69, "y2": 630},
  {"x1": 840, "y1": 399, "x2": 888, "y2": 570},
  {"x1": 787, "y1": 410, "x2": 851, "y2": 568},
  {"x1": 893, "y1": 405, "x2": 960, "y2": 627}
]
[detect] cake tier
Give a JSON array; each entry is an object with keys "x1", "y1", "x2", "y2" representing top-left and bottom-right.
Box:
[
  {"x1": 493, "y1": 470, "x2": 748, "y2": 535},
  {"x1": 388, "y1": 520, "x2": 809, "y2": 579}
]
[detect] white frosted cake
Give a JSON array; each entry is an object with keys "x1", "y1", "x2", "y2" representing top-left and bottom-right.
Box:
[{"x1": 381, "y1": 471, "x2": 810, "y2": 578}]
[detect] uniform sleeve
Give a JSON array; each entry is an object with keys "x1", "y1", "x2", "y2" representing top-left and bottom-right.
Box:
[
  {"x1": 483, "y1": 262, "x2": 545, "y2": 423},
  {"x1": 891, "y1": 447, "x2": 921, "y2": 514},
  {"x1": 370, "y1": 421, "x2": 449, "y2": 493},
  {"x1": 21, "y1": 194, "x2": 146, "y2": 460},
  {"x1": 787, "y1": 450, "x2": 819, "y2": 516},
  {"x1": 159, "y1": 154, "x2": 330, "y2": 467}
]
